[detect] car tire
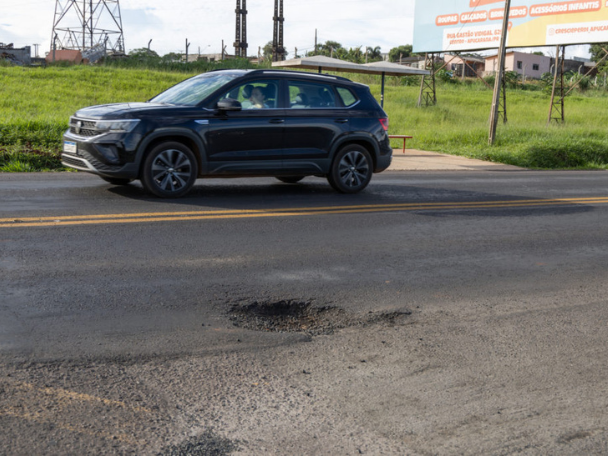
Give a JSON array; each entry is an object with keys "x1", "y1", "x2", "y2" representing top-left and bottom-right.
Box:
[
  {"x1": 100, "y1": 176, "x2": 134, "y2": 186},
  {"x1": 141, "y1": 142, "x2": 198, "y2": 198},
  {"x1": 327, "y1": 145, "x2": 373, "y2": 194},
  {"x1": 276, "y1": 176, "x2": 305, "y2": 184}
]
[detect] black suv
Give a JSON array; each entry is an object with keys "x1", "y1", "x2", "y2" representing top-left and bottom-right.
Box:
[{"x1": 62, "y1": 69, "x2": 392, "y2": 197}]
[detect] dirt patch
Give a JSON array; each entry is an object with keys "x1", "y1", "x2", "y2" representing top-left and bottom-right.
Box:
[{"x1": 228, "y1": 300, "x2": 411, "y2": 335}]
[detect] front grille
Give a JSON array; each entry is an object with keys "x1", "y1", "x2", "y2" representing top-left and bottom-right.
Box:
[
  {"x1": 69, "y1": 118, "x2": 99, "y2": 137},
  {"x1": 62, "y1": 154, "x2": 89, "y2": 168}
]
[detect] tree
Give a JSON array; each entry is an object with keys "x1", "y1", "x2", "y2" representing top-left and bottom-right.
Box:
[
  {"x1": 262, "y1": 41, "x2": 273, "y2": 60},
  {"x1": 388, "y1": 45, "x2": 413, "y2": 63},
  {"x1": 590, "y1": 43, "x2": 608, "y2": 62},
  {"x1": 128, "y1": 48, "x2": 159, "y2": 59},
  {"x1": 262, "y1": 41, "x2": 289, "y2": 61},
  {"x1": 590, "y1": 43, "x2": 608, "y2": 75},
  {"x1": 365, "y1": 46, "x2": 383, "y2": 62},
  {"x1": 162, "y1": 52, "x2": 182, "y2": 62}
]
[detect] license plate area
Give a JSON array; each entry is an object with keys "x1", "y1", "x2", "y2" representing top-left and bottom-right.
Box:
[{"x1": 63, "y1": 141, "x2": 77, "y2": 154}]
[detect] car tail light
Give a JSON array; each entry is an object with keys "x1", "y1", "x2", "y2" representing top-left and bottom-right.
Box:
[{"x1": 379, "y1": 118, "x2": 389, "y2": 131}]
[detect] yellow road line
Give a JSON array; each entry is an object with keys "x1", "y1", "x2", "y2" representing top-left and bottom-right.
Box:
[
  {"x1": 16, "y1": 381, "x2": 154, "y2": 414},
  {"x1": 1, "y1": 197, "x2": 608, "y2": 228},
  {"x1": 0, "y1": 409, "x2": 141, "y2": 445}
]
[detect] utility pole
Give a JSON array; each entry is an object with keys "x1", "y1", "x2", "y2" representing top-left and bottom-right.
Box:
[
  {"x1": 148, "y1": 39, "x2": 152, "y2": 51},
  {"x1": 185, "y1": 38, "x2": 190, "y2": 63},
  {"x1": 488, "y1": 0, "x2": 511, "y2": 145},
  {"x1": 272, "y1": 0, "x2": 285, "y2": 61},
  {"x1": 234, "y1": 0, "x2": 248, "y2": 57}
]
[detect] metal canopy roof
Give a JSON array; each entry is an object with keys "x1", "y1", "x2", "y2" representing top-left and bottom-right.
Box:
[
  {"x1": 359, "y1": 60, "x2": 429, "y2": 77},
  {"x1": 272, "y1": 55, "x2": 429, "y2": 77},
  {"x1": 272, "y1": 55, "x2": 367, "y2": 73}
]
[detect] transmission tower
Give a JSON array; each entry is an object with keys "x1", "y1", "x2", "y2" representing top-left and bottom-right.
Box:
[
  {"x1": 51, "y1": 0, "x2": 125, "y2": 54},
  {"x1": 234, "y1": 0, "x2": 248, "y2": 58},
  {"x1": 272, "y1": 0, "x2": 285, "y2": 62}
]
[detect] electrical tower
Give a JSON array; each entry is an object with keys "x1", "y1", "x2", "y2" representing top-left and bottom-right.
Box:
[
  {"x1": 272, "y1": 0, "x2": 285, "y2": 62},
  {"x1": 51, "y1": 0, "x2": 125, "y2": 55},
  {"x1": 234, "y1": 0, "x2": 248, "y2": 58}
]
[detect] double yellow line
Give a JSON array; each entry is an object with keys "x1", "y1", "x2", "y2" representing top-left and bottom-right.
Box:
[{"x1": 1, "y1": 196, "x2": 608, "y2": 228}]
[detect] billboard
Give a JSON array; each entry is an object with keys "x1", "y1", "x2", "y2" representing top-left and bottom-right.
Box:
[{"x1": 413, "y1": 0, "x2": 608, "y2": 52}]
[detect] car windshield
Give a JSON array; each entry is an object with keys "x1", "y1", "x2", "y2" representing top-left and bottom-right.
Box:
[{"x1": 149, "y1": 73, "x2": 240, "y2": 106}]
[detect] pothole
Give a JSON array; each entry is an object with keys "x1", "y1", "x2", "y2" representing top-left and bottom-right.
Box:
[
  {"x1": 228, "y1": 300, "x2": 411, "y2": 335},
  {"x1": 158, "y1": 431, "x2": 239, "y2": 455}
]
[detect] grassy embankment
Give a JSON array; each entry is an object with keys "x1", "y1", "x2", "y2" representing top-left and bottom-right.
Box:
[{"x1": 1, "y1": 64, "x2": 608, "y2": 171}]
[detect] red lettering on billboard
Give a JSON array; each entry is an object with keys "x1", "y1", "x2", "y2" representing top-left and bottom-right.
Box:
[
  {"x1": 489, "y1": 5, "x2": 528, "y2": 19},
  {"x1": 530, "y1": 1, "x2": 600, "y2": 16},
  {"x1": 460, "y1": 11, "x2": 489, "y2": 23},
  {"x1": 436, "y1": 14, "x2": 460, "y2": 26}
]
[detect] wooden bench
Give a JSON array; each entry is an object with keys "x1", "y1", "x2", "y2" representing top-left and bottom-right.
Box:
[{"x1": 388, "y1": 135, "x2": 413, "y2": 153}]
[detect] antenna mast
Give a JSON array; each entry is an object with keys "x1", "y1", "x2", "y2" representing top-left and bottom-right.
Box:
[
  {"x1": 272, "y1": 0, "x2": 285, "y2": 61},
  {"x1": 234, "y1": 0, "x2": 248, "y2": 58},
  {"x1": 51, "y1": 0, "x2": 125, "y2": 55}
]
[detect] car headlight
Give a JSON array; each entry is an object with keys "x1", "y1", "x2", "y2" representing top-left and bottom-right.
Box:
[{"x1": 95, "y1": 119, "x2": 140, "y2": 133}]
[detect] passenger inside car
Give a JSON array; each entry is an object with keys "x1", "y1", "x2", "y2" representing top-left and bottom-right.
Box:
[{"x1": 245, "y1": 87, "x2": 268, "y2": 109}]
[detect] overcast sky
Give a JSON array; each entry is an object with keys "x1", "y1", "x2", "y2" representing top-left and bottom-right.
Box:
[
  {"x1": 0, "y1": 0, "x2": 417, "y2": 57},
  {"x1": 0, "y1": 0, "x2": 589, "y2": 58}
]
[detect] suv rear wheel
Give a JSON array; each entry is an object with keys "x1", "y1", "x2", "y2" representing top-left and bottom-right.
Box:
[
  {"x1": 141, "y1": 142, "x2": 198, "y2": 198},
  {"x1": 327, "y1": 145, "x2": 373, "y2": 194}
]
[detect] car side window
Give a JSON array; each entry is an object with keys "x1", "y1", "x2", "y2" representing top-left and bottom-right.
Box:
[
  {"x1": 218, "y1": 80, "x2": 279, "y2": 109},
  {"x1": 336, "y1": 87, "x2": 358, "y2": 107},
  {"x1": 287, "y1": 81, "x2": 337, "y2": 109}
]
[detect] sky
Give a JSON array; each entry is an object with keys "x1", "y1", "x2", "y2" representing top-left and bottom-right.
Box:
[{"x1": 0, "y1": 0, "x2": 590, "y2": 59}]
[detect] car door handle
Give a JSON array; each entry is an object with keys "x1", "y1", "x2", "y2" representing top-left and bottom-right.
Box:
[
  {"x1": 335, "y1": 118, "x2": 348, "y2": 123},
  {"x1": 269, "y1": 119, "x2": 284, "y2": 124}
]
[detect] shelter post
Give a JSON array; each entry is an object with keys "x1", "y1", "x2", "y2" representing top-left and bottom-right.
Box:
[{"x1": 381, "y1": 72, "x2": 385, "y2": 108}]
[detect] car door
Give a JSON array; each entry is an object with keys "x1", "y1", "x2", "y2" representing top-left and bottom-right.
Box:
[
  {"x1": 283, "y1": 79, "x2": 350, "y2": 173},
  {"x1": 204, "y1": 79, "x2": 285, "y2": 174}
]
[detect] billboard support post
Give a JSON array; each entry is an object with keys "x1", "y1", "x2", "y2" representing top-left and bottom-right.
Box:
[
  {"x1": 548, "y1": 47, "x2": 608, "y2": 125},
  {"x1": 418, "y1": 53, "x2": 437, "y2": 107},
  {"x1": 548, "y1": 45, "x2": 566, "y2": 125},
  {"x1": 489, "y1": 0, "x2": 511, "y2": 145}
]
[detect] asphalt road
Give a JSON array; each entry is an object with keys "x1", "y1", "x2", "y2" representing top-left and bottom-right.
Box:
[{"x1": 2, "y1": 170, "x2": 608, "y2": 455}]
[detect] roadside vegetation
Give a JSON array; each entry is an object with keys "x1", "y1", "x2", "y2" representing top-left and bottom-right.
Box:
[{"x1": 1, "y1": 58, "x2": 607, "y2": 172}]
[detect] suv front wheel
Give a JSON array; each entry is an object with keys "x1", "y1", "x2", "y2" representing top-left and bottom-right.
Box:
[
  {"x1": 141, "y1": 142, "x2": 198, "y2": 198},
  {"x1": 327, "y1": 145, "x2": 373, "y2": 194}
]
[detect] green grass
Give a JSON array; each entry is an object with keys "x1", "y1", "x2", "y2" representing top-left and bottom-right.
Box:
[{"x1": 1, "y1": 65, "x2": 608, "y2": 171}]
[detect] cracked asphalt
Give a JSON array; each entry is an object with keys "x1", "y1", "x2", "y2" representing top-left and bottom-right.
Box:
[{"x1": 2, "y1": 171, "x2": 608, "y2": 454}]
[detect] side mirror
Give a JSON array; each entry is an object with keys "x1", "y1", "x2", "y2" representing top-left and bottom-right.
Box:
[{"x1": 217, "y1": 98, "x2": 242, "y2": 111}]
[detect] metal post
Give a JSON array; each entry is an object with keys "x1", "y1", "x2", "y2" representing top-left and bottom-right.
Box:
[
  {"x1": 381, "y1": 72, "x2": 385, "y2": 108},
  {"x1": 548, "y1": 45, "x2": 566, "y2": 124},
  {"x1": 488, "y1": 0, "x2": 511, "y2": 145}
]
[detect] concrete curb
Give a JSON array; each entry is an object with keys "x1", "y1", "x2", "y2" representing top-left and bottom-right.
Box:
[{"x1": 388, "y1": 149, "x2": 523, "y2": 171}]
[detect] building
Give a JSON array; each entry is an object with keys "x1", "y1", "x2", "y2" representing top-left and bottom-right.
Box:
[
  {"x1": 484, "y1": 51, "x2": 596, "y2": 80},
  {"x1": 443, "y1": 54, "x2": 486, "y2": 78},
  {"x1": 485, "y1": 51, "x2": 551, "y2": 79},
  {"x1": 0, "y1": 43, "x2": 31, "y2": 65}
]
